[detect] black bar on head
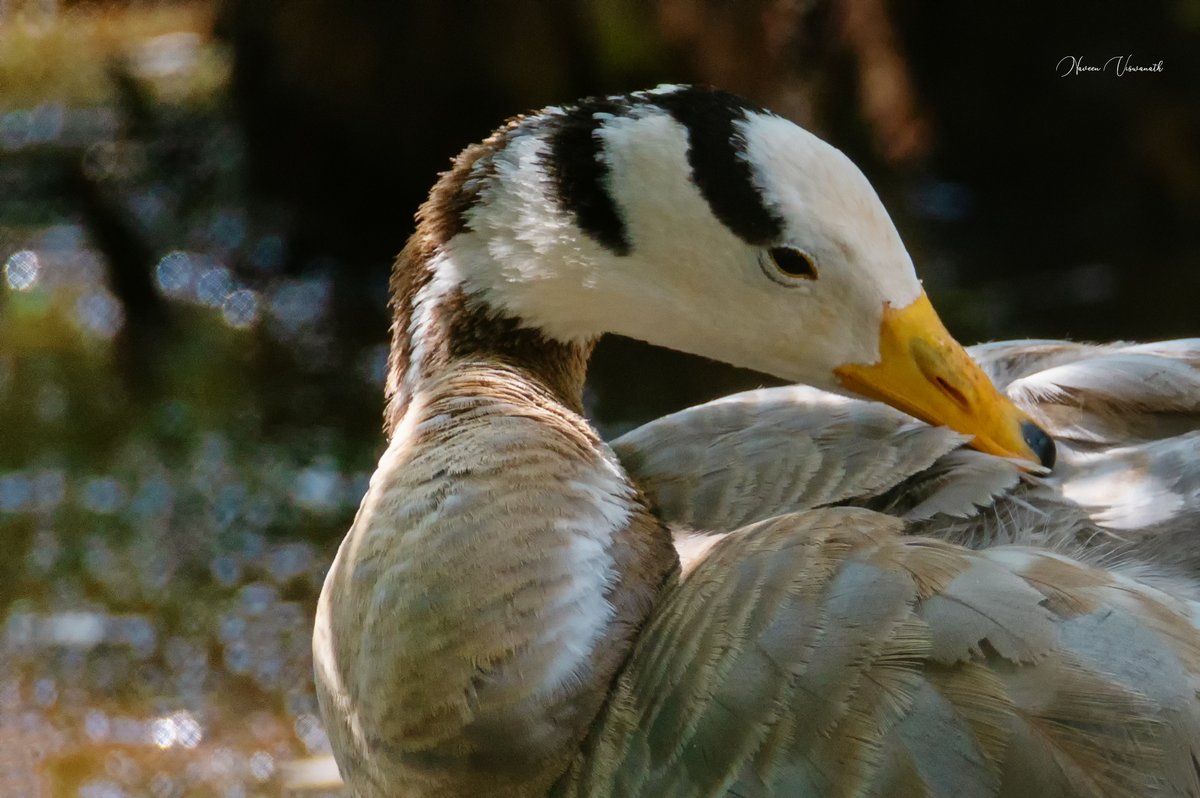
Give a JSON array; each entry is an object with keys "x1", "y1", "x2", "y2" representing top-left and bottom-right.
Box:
[
  {"x1": 544, "y1": 97, "x2": 633, "y2": 256},
  {"x1": 652, "y1": 86, "x2": 784, "y2": 247}
]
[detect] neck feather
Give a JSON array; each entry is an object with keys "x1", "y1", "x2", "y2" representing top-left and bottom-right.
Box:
[
  {"x1": 321, "y1": 348, "x2": 676, "y2": 796},
  {"x1": 385, "y1": 129, "x2": 592, "y2": 435}
]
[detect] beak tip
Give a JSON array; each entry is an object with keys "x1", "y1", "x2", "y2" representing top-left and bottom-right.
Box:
[{"x1": 1021, "y1": 420, "x2": 1057, "y2": 469}]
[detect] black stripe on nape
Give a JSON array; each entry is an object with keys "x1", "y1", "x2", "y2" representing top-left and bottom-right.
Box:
[
  {"x1": 544, "y1": 96, "x2": 633, "y2": 256},
  {"x1": 651, "y1": 86, "x2": 785, "y2": 247}
]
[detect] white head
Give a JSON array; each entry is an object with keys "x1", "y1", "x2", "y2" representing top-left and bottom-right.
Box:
[
  {"x1": 444, "y1": 86, "x2": 920, "y2": 392},
  {"x1": 402, "y1": 85, "x2": 1053, "y2": 466}
]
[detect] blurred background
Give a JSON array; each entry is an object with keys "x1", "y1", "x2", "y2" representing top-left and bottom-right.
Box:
[{"x1": 1, "y1": 0, "x2": 1198, "y2": 795}]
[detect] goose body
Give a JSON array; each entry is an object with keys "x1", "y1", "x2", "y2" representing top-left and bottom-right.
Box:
[{"x1": 313, "y1": 86, "x2": 1200, "y2": 797}]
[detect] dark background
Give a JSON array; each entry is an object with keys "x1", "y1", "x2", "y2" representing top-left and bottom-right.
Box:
[{"x1": 1, "y1": 1, "x2": 1197, "y2": 794}]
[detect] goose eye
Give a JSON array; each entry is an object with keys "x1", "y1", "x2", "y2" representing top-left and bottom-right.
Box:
[{"x1": 764, "y1": 247, "x2": 818, "y2": 282}]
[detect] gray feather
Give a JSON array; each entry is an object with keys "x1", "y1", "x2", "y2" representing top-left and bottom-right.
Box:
[
  {"x1": 614, "y1": 339, "x2": 1200, "y2": 586},
  {"x1": 612, "y1": 386, "x2": 966, "y2": 532}
]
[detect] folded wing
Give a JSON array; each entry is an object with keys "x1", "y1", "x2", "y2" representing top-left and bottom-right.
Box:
[{"x1": 558, "y1": 508, "x2": 1200, "y2": 798}]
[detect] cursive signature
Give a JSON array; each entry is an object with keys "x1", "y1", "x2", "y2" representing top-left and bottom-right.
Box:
[{"x1": 1057, "y1": 55, "x2": 1164, "y2": 77}]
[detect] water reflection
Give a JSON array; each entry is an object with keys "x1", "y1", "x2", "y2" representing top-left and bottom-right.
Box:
[
  {"x1": 0, "y1": 35, "x2": 364, "y2": 786},
  {"x1": 0, "y1": 327, "x2": 367, "y2": 792}
]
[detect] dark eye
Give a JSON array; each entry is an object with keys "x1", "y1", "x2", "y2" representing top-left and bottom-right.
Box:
[{"x1": 765, "y1": 247, "x2": 818, "y2": 281}]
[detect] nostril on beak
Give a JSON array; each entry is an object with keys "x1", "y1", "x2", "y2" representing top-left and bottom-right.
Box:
[
  {"x1": 933, "y1": 376, "x2": 970, "y2": 411},
  {"x1": 1021, "y1": 421, "x2": 1057, "y2": 469}
]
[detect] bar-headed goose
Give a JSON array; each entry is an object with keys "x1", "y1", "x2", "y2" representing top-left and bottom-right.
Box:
[{"x1": 314, "y1": 86, "x2": 1200, "y2": 797}]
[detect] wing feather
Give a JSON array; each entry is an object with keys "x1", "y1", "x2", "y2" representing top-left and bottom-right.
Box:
[
  {"x1": 1006, "y1": 354, "x2": 1200, "y2": 446},
  {"x1": 578, "y1": 340, "x2": 1200, "y2": 795},
  {"x1": 558, "y1": 508, "x2": 1200, "y2": 797},
  {"x1": 613, "y1": 339, "x2": 1200, "y2": 582},
  {"x1": 612, "y1": 387, "x2": 966, "y2": 532}
]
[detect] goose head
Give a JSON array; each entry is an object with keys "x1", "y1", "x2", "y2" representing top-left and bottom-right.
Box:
[{"x1": 401, "y1": 85, "x2": 1055, "y2": 467}]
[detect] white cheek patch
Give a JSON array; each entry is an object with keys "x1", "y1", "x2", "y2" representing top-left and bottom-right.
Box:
[
  {"x1": 600, "y1": 112, "x2": 735, "y2": 258},
  {"x1": 592, "y1": 115, "x2": 791, "y2": 361},
  {"x1": 451, "y1": 133, "x2": 612, "y2": 341}
]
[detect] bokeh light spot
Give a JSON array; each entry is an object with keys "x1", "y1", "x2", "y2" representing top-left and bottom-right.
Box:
[
  {"x1": 196, "y1": 267, "x2": 233, "y2": 307},
  {"x1": 221, "y1": 288, "x2": 259, "y2": 329},
  {"x1": 75, "y1": 290, "x2": 125, "y2": 339},
  {"x1": 155, "y1": 251, "x2": 194, "y2": 297},
  {"x1": 151, "y1": 717, "x2": 176, "y2": 749},
  {"x1": 82, "y1": 476, "x2": 126, "y2": 514},
  {"x1": 249, "y1": 751, "x2": 274, "y2": 781},
  {"x1": 5, "y1": 250, "x2": 40, "y2": 290},
  {"x1": 292, "y1": 461, "x2": 342, "y2": 512},
  {"x1": 0, "y1": 472, "x2": 32, "y2": 512}
]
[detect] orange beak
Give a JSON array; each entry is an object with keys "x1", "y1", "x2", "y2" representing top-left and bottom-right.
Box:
[{"x1": 834, "y1": 292, "x2": 1055, "y2": 467}]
